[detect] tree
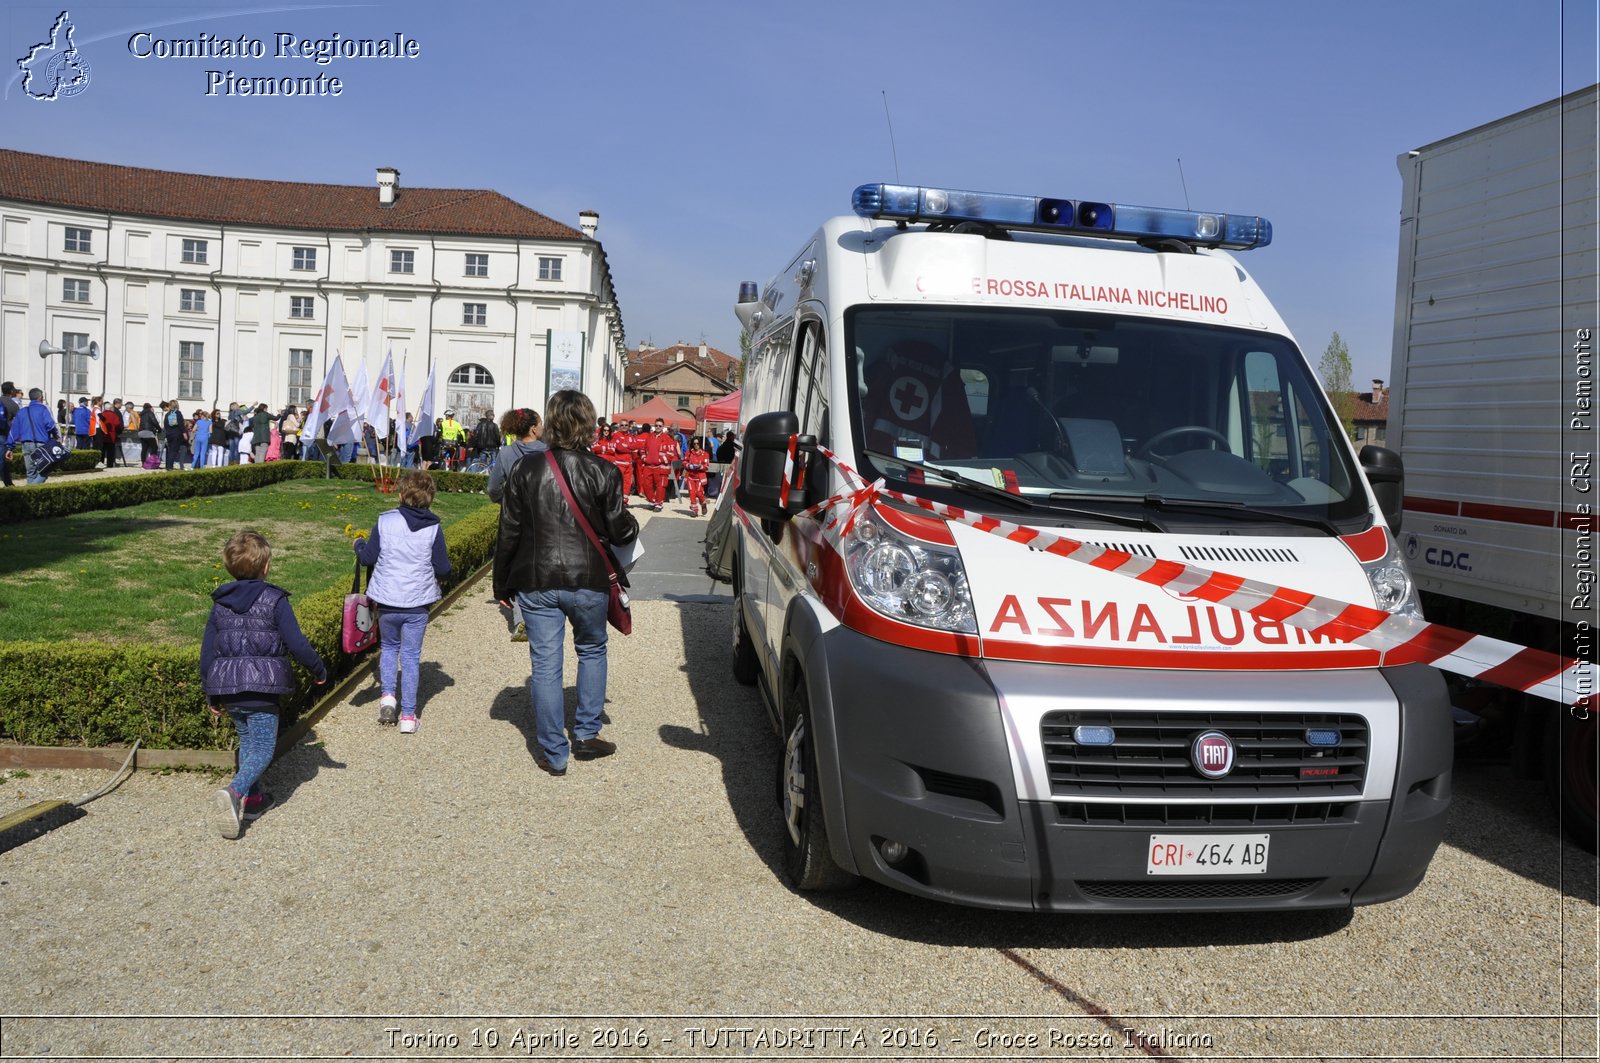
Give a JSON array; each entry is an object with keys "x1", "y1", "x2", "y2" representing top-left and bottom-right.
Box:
[{"x1": 1318, "y1": 331, "x2": 1356, "y2": 441}]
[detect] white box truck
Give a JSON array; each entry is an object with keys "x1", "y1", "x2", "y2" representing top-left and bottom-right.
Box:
[{"x1": 1386, "y1": 84, "x2": 1598, "y2": 847}]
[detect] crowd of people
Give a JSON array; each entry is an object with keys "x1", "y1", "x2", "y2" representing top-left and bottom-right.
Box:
[
  {"x1": 2, "y1": 385, "x2": 308, "y2": 481},
  {"x1": 5, "y1": 381, "x2": 744, "y2": 496}
]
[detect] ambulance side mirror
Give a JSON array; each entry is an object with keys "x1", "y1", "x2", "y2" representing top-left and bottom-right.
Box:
[
  {"x1": 1360, "y1": 445, "x2": 1404, "y2": 533},
  {"x1": 736, "y1": 411, "x2": 815, "y2": 523}
]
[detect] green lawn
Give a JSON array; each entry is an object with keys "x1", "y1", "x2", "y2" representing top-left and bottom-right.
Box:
[{"x1": 0, "y1": 480, "x2": 493, "y2": 646}]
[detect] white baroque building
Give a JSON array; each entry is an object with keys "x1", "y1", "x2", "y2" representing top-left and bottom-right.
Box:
[{"x1": 0, "y1": 149, "x2": 625, "y2": 423}]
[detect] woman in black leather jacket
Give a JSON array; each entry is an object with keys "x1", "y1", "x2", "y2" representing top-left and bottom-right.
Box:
[{"x1": 493, "y1": 390, "x2": 638, "y2": 776}]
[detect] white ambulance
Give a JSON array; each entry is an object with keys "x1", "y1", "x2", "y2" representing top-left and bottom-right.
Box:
[{"x1": 729, "y1": 182, "x2": 1454, "y2": 912}]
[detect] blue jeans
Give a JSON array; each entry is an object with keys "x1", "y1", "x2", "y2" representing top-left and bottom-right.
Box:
[
  {"x1": 19, "y1": 440, "x2": 46, "y2": 485},
  {"x1": 378, "y1": 608, "x2": 430, "y2": 715},
  {"x1": 226, "y1": 707, "x2": 278, "y2": 798},
  {"x1": 518, "y1": 587, "x2": 609, "y2": 769}
]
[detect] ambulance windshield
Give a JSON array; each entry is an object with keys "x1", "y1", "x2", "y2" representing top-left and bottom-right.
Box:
[{"x1": 846, "y1": 307, "x2": 1368, "y2": 528}]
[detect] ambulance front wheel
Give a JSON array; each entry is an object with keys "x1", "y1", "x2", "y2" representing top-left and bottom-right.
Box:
[{"x1": 781, "y1": 688, "x2": 859, "y2": 892}]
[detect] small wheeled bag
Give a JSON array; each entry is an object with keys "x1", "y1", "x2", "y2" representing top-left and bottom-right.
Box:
[{"x1": 342, "y1": 557, "x2": 378, "y2": 654}]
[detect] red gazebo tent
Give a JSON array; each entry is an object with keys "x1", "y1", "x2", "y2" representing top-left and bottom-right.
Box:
[
  {"x1": 695, "y1": 389, "x2": 741, "y2": 425},
  {"x1": 610, "y1": 395, "x2": 696, "y2": 430}
]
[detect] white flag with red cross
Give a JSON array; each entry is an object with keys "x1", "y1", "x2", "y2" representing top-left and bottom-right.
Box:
[
  {"x1": 301, "y1": 353, "x2": 354, "y2": 445},
  {"x1": 367, "y1": 350, "x2": 395, "y2": 441}
]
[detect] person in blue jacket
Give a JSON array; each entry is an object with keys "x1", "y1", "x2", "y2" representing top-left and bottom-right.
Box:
[
  {"x1": 71, "y1": 397, "x2": 92, "y2": 449},
  {"x1": 5, "y1": 387, "x2": 63, "y2": 485},
  {"x1": 189, "y1": 409, "x2": 211, "y2": 471},
  {"x1": 354, "y1": 470, "x2": 451, "y2": 732},
  {"x1": 201, "y1": 530, "x2": 327, "y2": 839}
]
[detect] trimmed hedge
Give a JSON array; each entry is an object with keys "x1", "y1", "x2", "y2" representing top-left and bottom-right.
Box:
[
  {"x1": 5, "y1": 449, "x2": 103, "y2": 478},
  {"x1": 0, "y1": 460, "x2": 488, "y2": 523},
  {"x1": 0, "y1": 501, "x2": 502, "y2": 749},
  {"x1": 0, "y1": 460, "x2": 315, "y2": 523},
  {"x1": 328, "y1": 462, "x2": 488, "y2": 494}
]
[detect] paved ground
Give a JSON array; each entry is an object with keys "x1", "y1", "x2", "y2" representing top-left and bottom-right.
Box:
[{"x1": 0, "y1": 502, "x2": 1596, "y2": 1061}]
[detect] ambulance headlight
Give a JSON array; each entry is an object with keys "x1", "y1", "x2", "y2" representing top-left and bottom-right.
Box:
[
  {"x1": 1368, "y1": 565, "x2": 1414, "y2": 613},
  {"x1": 844, "y1": 509, "x2": 977, "y2": 633},
  {"x1": 1362, "y1": 538, "x2": 1422, "y2": 618}
]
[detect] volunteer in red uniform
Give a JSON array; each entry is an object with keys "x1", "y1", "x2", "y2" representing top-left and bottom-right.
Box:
[
  {"x1": 639, "y1": 418, "x2": 677, "y2": 512},
  {"x1": 683, "y1": 436, "x2": 712, "y2": 516},
  {"x1": 605, "y1": 424, "x2": 636, "y2": 499},
  {"x1": 625, "y1": 422, "x2": 647, "y2": 499}
]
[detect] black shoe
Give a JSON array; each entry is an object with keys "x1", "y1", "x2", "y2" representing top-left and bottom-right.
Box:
[
  {"x1": 572, "y1": 736, "x2": 616, "y2": 760},
  {"x1": 536, "y1": 758, "x2": 567, "y2": 777}
]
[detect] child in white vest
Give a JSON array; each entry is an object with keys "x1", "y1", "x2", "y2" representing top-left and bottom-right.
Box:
[{"x1": 354, "y1": 471, "x2": 452, "y2": 732}]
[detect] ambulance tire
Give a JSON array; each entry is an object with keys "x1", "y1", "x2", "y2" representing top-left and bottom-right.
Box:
[
  {"x1": 780, "y1": 690, "x2": 858, "y2": 892},
  {"x1": 732, "y1": 587, "x2": 759, "y2": 687},
  {"x1": 1544, "y1": 704, "x2": 1599, "y2": 853}
]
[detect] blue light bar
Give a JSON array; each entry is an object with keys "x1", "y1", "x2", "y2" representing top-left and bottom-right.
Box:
[
  {"x1": 1305, "y1": 728, "x2": 1342, "y2": 748},
  {"x1": 851, "y1": 182, "x2": 1272, "y2": 250},
  {"x1": 852, "y1": 183, "x2": 1036, "y2": 225},
  {"x1": 1073, "y1": 725, "x2": 1116, "y2": 746}
]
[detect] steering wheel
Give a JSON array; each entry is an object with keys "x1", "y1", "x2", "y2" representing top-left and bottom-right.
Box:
[{"x1": 1134, "y1": 425, "x2": 1231, "y2": 460}]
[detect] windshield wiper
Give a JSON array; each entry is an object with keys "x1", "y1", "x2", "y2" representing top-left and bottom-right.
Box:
[
  {"x1": 1134, "y1": 493, "x2": 1344, "y2": 534},
  {"x1": 862, "y1": 451, "x2": 1167, "y2": 532}
]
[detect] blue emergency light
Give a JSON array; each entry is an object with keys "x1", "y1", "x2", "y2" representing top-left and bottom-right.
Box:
[{"x1": 851, "y1": 182, "x2": 1272, "y2": 250}]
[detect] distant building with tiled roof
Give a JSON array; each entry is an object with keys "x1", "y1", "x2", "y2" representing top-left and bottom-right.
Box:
[
  {"x1": 1352, "y1": 379, "x2": 1390, "y2": 448},
  {"x1": 623, "y1": 342, "x2": 739, "y2": 415},
  {"x1": 0, "y1": 149, "x2": 625, "y2": 420}
]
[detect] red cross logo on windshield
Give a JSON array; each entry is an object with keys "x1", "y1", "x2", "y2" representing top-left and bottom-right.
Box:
[{"x1": 891, "y1": 376, "x2": 930, "y2": 420}]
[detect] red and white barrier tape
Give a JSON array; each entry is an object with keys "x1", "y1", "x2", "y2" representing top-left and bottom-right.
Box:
[{"x1": 795, "y1": 446, "x2": 1592, "y2": 706}]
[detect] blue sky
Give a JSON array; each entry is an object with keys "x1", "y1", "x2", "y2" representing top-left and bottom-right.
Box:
[{"x1": 3, "y1": 0, "x2": 1595, "y2": 391}]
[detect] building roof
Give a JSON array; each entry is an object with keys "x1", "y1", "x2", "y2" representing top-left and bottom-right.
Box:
[
  {"x1": 628, "y1": 357, "x2": 736, "y2": 394},
  {"x1": 1352, "y1": 389, "x2": 1389, "y2": 423},
  {"x1": 626, "y1": 343, "x2": 740, "y2": 388},
  {"x1": 0, "y1": 148, "x2": 584, "y2": 240}
]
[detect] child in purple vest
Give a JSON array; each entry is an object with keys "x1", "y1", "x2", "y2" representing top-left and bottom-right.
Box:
[
  {"x1": 354, "y1": 470, "x2": 451, "y2": 733},
  {"x1": 202, "y1": 530, "x2": 327, "y2": 839}
]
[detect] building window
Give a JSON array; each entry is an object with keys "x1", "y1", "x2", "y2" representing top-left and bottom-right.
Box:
[
  {"x1": 288, "y1": 348, "x2": 314, "y2": 405},
  {"x1": 182, "y1": 238, "x2": 208, "y2": 264},
  {"x1": 538, "y1": 257, "x2": 562, "y2": 282},
  {"x1": 179, "y1": 341, "x2": 205, "y2": 399},
  {"x1": 292, "y1": 246, "x2": 317, "y2": 271},
  {"x1": 677, "y1": 395, "x2": 691, "y2": 408},
  {"x1": 462, "y1": 302, "x2": 486, "y2": 326},
  {"x1": 61, "y1": 332, "x2": 90, "y2": 393},
  {"x1": 390, "y1": 249, "x2": 415, "y2": 274},
  {"x1": 180, "y1": 288, "x2": 206, "y2": 313},
  {"x1": 63, "y1": 227, "x2": 91, "y2": 253},
  {"x1": 464, "y1": 253, "x2": 488, "y2": 277},
  {"x1": 290, "y1": 295, "x2": 315, "y2": 319},
  {"x1": 62, "y1": 278, "x2": 90, "y2": 303},
  {"x1": 448, "y1": 363, "x2": 494, "y2": 386}
]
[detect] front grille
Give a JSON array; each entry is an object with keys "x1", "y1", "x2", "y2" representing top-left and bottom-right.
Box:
[
  {"x1": 1077, "y1": 878, "x2": 1322, "y2": 900},
  {"x1": 1041, "y1": 710, "x2": 1369, "y2": 800},
  {"x1": 1055, "y1": 801, "x2": 1355, "y2": 827},
  {"x1": 1178, "y1": 544, "x2": 1301, "y2": 564},
  {"x1": 1084, "y1": 541, "x2": 1159, "y2": 558}
]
